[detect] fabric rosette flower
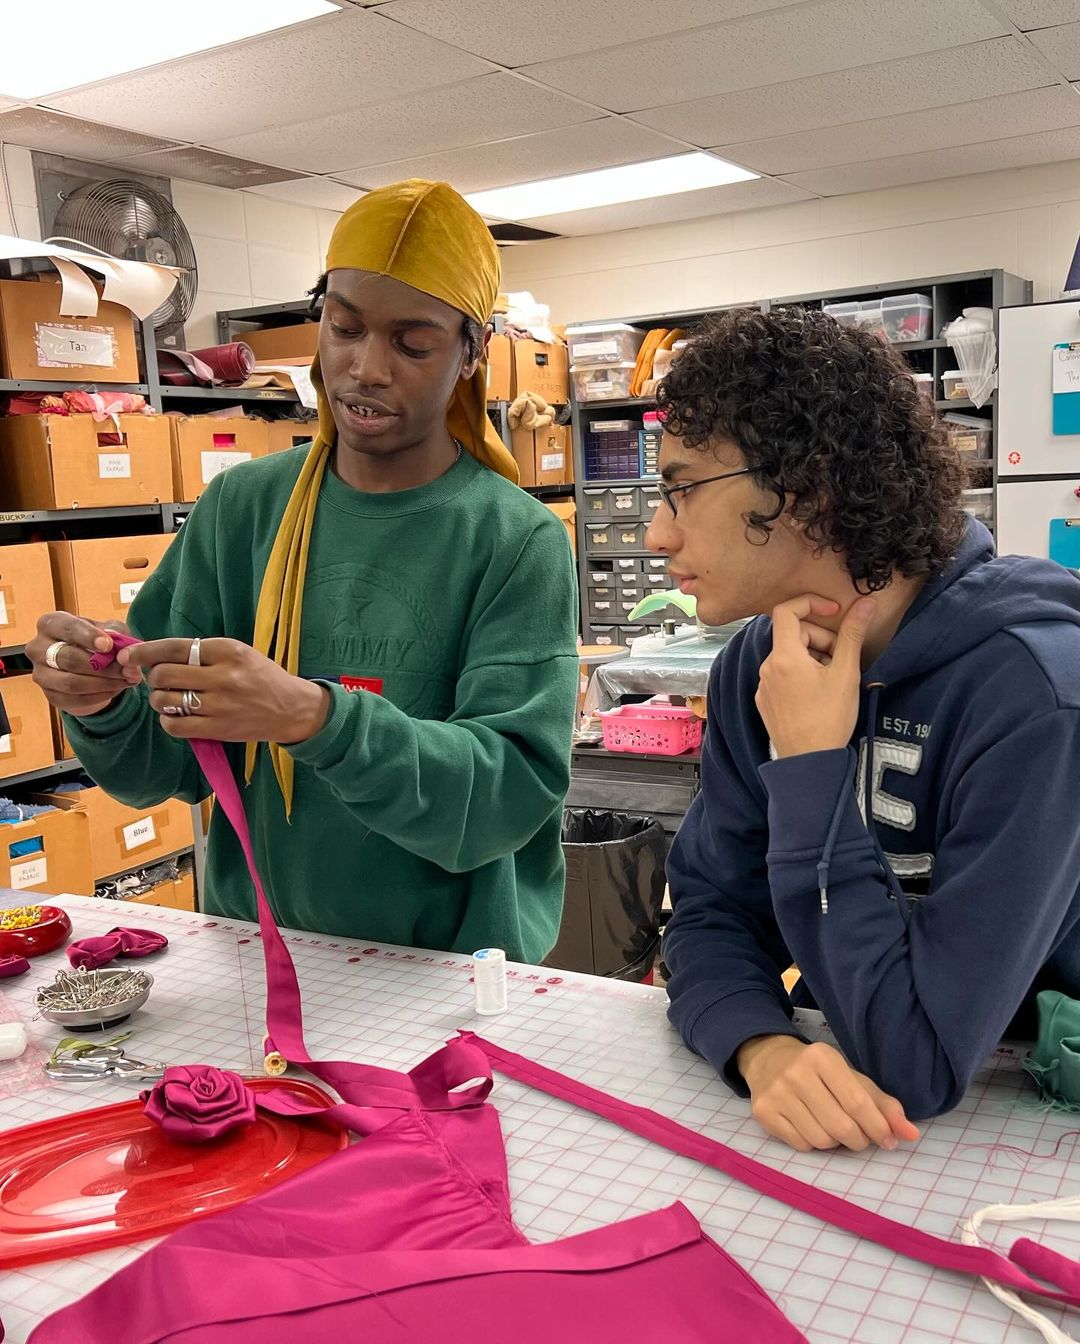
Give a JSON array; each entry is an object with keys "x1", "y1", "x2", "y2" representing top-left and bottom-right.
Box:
[{"x1": 142, "y1": 1065, "x2": 257, "y2": 1143}]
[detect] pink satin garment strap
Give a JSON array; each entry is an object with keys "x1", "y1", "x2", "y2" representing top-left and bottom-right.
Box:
[
  {"x1": 93, "y1": 633, "x2": 492, "y2": 1116},
  {"x1": 463, "y1": 1032, "x2": 1080, "y2": 1311}
]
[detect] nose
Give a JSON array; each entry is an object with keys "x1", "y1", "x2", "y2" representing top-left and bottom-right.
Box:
[
  {"x1": 347, "y1": 336, "x2": 392, "y2": 389},
  {"x1": 645, "y1": 505, "x2": 676, "y2": 556}
]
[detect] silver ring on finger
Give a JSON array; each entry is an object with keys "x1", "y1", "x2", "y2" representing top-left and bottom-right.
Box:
[
  {"x1": 45, "y1": 640, "x2": 66, "y2": 671},
  {"x1": 181, "y1": 688, "x2": 202, "y2": 715},
  {"x1": 163, "y1": 704, "x2": 185, "y2": 717},
  {"x1": 188, "y1": 638, "x2": 201, "y2": 668}
]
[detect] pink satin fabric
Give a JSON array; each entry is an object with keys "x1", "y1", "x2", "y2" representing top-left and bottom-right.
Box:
[{"x1": 31, "y1": 633, "x2": 1080, "y2": 1342}]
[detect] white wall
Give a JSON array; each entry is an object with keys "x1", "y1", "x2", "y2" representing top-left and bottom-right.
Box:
[{"x1": 500, "y1": 158, "x2": 1080, "y2": 323}]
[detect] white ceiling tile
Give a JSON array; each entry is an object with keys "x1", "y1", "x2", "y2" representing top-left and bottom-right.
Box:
[
  {"x1": 999, "y1": 1, "x2": 1080, "y2": 30},
  {"x1": 336, "y1": 119, "x2": 681, "y2": 193},
  {"x1": 378, "y1": 0, "x2": 799, "y2": 67},
  {"x1": 783, "y1": 125, "x2": 1080, "y2": 194},
  {"x1": 108, "y1": 146, "x2": 299, "y2": 188},
  {"x1": 522, "y1": 0, "x2": 1008, "y2": 112},
  {"x1": 1029, "y1": 20, "x2": 1080, "y2": 77},
  {"x1": 0, "y1": 107, "x2": 180, "y2": 161},
  {"x1": 721, "y1": 85, "x2": 1080, "y2": 174},
  {"x1": 630, "y1": 37, "x2": 1050, "y2": 144},
  {"x1": 45, "y1": 8, "x2": 493, "y2": 144},
  {"x1": 246, "y1": 178, "x2": 362, "y2": 211},
  {"x1": 210, "y1": 74, "x2": 596, "y2": 174},
  {"x1": 521, "y1": 177, "x2": 814, "y2": 236}
]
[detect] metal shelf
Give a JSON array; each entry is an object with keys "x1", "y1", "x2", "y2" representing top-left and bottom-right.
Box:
[
  {"x1": 0, "y1": 379, "x2": 149, "y2": 394},
  {"x1": 578, "y1": 397, "x2": 655, "y2": 413},
  {"x1": 582, "y1": 478, "x2": 660, "y2": 489},
  {"x1": 936, "y1": 398, "x2": 989, "y2": 411},
  {"x1": 0, "y1": 504, "x2": 162, "y2": 526},
  {"x1": 896, "y1": 339, "x2": 947, "y2": 352},
  {"x1": 0, "y1": 644, "x2": 25, "y2": 658},
  {"x1": 159, "y1": 385, "x2": 299, "y2": 403},
  {"x1": 524, "y1": 483, "x2": 575, "y2": 500},
  {"x1": 0, "y1": 758, "x2": 84, "y2": 789}
]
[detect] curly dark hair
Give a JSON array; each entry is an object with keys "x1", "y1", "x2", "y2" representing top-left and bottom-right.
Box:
[
  {"x1": 656, "y1": 306, "x2": 967, "y2": 592},
  {"x1": 307, "y1": 272, "x2": 485, "y2": 362}
]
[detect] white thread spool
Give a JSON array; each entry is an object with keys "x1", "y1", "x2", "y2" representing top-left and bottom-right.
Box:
[{"x1": 472, "y1": 948, "x2": 508, "y2": 1016}]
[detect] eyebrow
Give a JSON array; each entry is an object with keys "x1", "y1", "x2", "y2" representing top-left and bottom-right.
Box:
[
  {"x1": 660, "y1": 460, "x2": 693, "y2": 483},
  {"x1": 324, "y1": 291, "x2": 448, "y2": 333}
]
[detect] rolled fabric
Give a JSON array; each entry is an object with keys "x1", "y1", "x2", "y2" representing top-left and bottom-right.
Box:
[
  {"x1": 156, "y1": 348, "x2": 215, "y2": 387},
  {"x1": 67, "y1": 933, "x2": 123, "y2": 971},
  {"x1": 109, "y1": 927, "x2": 169, "y2": 958},
  {"x1": 191, "y1": 343, "x2": 255, "y2": 386}
]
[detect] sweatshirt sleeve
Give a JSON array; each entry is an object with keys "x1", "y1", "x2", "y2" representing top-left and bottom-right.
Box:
[
  {"x1": 664, "y1": 638, "x2": 808, "y2": 1092},
  {"x1": 60, "y1": 481, "x2": 226, "y2": 808},
  {"x1": 761, "y1": 708, "x2": 1080, "y2": 1119},
  {"x1": 286, "y1": 517, "x2": 579, "y2": 873}
]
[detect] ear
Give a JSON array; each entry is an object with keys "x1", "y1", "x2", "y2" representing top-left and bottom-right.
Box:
[{"x1": 462, "y1": 323, "x2": 491, "y2": 381}]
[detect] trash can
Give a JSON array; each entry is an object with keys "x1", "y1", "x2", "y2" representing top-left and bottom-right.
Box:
[{"x1": 545, "y1": 808, "x2": 667, "y2": 982}]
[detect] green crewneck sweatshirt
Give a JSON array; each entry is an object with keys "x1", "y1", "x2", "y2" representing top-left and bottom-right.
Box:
[{"x1": 64, "y1": 447, "x2": 580, "y2": 962}]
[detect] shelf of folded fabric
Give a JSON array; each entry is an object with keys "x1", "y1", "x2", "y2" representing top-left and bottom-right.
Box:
[
  {"x1": 158, "y1": 385, "x2": 300, "y2": 403},
  {"x1": 94, "y1": 844, "x2": 195, "y2": 887}
]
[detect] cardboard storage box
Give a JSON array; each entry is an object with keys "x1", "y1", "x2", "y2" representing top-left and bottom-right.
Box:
[
  {"x1": 0, "y1": 542, "x2": 55, "y2": 648},
  {"x1": 511, "y1": 424, "x2": 572, "y2": 488},
  {"x1": 0, "y1": 414, "x2": 174, "y2": 510},
  {"x1": 125, "y1": 864, "x2": 196, "y2": 912},
  {"x1": 37, "y1": 783, "x2": 193, "y2": 881},
  {"x1": 265, "y1": 420, "x2": 314, "y2": 455},
  {"x1": 0, "y1": 801, "x2": 93, "y2": 896},
  {"x1": 545, "y1": 501, "x2": 577, "y2": 558},
  {"x1": 486, "y1": 333, "x2": 513, "y2": 401},
  {"x1": 49, "y1": 533, "x2": 175, "y2": 624},
  {"x1": 169, "y1": 415, "x2": 268, "y2": 501},
  {"x1": 244, "y1": 322, "x2": 319, "y2": 363},
  {"x1": 511, "y1": 340, "x2": 569, "y2": 403},
  {"x1": 0, "y1": 674, "x2": 56, "y2": 778},
  {"x1": 51, "y1": 706, "x2": 76, "y2": 762},
  {"x1": 0, "y1": 278, "x2": 139, "y2": 384}
]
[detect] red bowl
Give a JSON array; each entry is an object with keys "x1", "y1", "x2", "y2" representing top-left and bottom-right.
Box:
[{"x1": 0, "y1": 905, "x2": 72, "y2": 958}]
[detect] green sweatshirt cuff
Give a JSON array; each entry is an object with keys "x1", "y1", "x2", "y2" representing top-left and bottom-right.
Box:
[
  {"x1": 62, "y1": 689, "x2": 144, "y2": 742},
  {"x1": 286, "y1": 683, "x2": 369, "y2": 771}
]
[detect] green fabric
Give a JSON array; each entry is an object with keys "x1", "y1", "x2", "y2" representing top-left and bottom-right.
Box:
[
  {"x1": 64, "y1": 446, "x2": 580, "y2": 962},
  {"x1": 1025, "y1": 988, "x2": 1080, "y2": 1107}
]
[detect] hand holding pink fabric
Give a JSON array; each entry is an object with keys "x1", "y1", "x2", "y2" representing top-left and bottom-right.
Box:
[{"x1": 142, "y1": 1066, "x2": 257, "y2": 1143}]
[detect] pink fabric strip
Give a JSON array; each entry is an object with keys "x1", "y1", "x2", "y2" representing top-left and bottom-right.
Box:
[{"x1": 94, "y1": 633, "x2": 1080, "y2": 1312}]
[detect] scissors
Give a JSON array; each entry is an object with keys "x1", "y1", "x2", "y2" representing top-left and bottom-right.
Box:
[{"x1": 44, "y1": 1044, "x2": 166, "y2": 1082}]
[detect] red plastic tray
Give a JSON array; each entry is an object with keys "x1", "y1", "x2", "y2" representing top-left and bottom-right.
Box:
[{"x1": 0, "y1": 1077, "x2": 347, "y2": 1267}]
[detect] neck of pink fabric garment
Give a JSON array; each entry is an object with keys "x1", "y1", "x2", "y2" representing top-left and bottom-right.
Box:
[{"x1": 93, "y1": 633, "x2": 1080, "y2": 1313}]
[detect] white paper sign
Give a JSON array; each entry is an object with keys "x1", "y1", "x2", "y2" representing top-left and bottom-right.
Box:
[
  {"x1": 572, "y1": 339, "x2": 617, "y2": 359},
  {"x1": 123, "y1": 816, "x2": 156, "y2": 851},
  {"x1": 99, "y1": 453, "x2": 131, "y2": 479},
  {"x1": 120, "y1": 580, "x2": 144, "y2": 606},
  {"x1": 35, "y1": 324, "x2": 114, "y2": 368},
  {"x1": 289, "y1": 364, "x2": 317, "y2": 411},
  {"x1": 541, "y1": 453, "x2": 565, "y2": 472},
  {"x1": 1054, "y1": 345, "x2": 1080, "y2": 393},
  {"x1": 201, "y1": 450, "x2": 251, "y2": 485},
  {"x1": 0, "y1": 734, "x2": 11, "y2": 755},
  {"x1": 11, "y1": 855, "x2": 46, "y2": 890},
  {"x1": 0, "y1": 592, "x2": 9, "y2": 627}
]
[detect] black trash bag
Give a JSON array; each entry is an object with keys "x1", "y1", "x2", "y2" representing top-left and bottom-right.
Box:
[{"x1": 544, "y1": 808, "x2": 667, "y2": 982}]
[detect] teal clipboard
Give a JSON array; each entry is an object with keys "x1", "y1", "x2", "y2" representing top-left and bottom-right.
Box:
[
  {"x1": 1053, "y1": 344, "x2": 1080, "y2": 435},
  {"x1": 1049, "y1": 518, "x2": 1080, "y2": 567}
]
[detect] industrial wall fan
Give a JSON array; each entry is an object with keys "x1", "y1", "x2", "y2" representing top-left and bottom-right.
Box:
[{"x1": 50, "y1": 178, "x2": 197, "y2": 338}]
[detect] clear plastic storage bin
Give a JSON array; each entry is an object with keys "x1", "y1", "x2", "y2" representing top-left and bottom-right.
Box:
[
  {"x1": 944, "y1": 414, "x2": 991, "y2": 458},
  {"x1": 823, "y1": 301, "x2": 861, "y2": 328},
  {"x1": 942, "y1": 370, "x2": 972, "y2": 401},
  {"x1": 572, "y1": 362, "x2": 636, "y2": 402},
  {"x1": 962, "y1": 490, "x2": 994, "y2": 523},
  {"x1": 882, "y1": 293, "x2": 932, "y2": 342},
  {"x1": 566, "y1": 323, "x2": 645, "y2": 366},
  {"x1": 912, "y1": 372, "x2": 934, "y2": 405},
  {"x1": 857, "y1": 301, "x2": 887, "y2": 341}
]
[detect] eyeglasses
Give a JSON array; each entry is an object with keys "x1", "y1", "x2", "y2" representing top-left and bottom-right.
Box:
[{"x1": 657, "y1": 467, "x2": 753, "y2": 517}]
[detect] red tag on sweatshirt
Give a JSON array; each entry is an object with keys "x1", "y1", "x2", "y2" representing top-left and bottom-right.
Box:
[{"x1": 340, "y1": 676, "x2": 384, "y2": 695}]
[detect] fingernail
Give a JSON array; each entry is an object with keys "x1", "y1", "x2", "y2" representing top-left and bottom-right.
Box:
[
  {"x1": 94, "y1": 635, "x2": 112, "y2": 652},
  {"x1": 882, "y1": 1137, "x2": 896, "y2": 1150}
]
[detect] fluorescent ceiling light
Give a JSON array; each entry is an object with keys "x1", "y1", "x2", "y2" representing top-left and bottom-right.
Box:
[
  {"x1": 466, "y1": 153, "x2": 758, "y2": 221},
  {"x1": 0, "y1": 0, "x2": 338, "y2": 100}
]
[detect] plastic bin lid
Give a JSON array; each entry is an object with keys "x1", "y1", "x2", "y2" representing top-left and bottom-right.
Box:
[
  {"x1": 823, "y1": 300, "x2": 861, "y2": 312},
  {"x1": 571, "y1": 360, "x2": 637, "y2": 372},
  {"x1": 911, "y1": 372, "x2": 933, "y2": 382},
  {"x1": 882, "y1": 292, "x2": 932, "y2": 305},
  {"x1": 566, "y1": 322, "x2": 641, "y2": 334},
  {"x1": 942, "y1": 369, "x2": 965, "y2": 380}
]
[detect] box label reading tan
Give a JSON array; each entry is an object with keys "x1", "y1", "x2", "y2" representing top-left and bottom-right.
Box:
[
  {"x1": 98, "y1": 453, "x2": 132, "y2": 480},
  {"x1": 11, "y1": 855, "x2": 46, "y2": 890},
  {"x1": 35, "y1": 324, "x2": 115, "y2": 368},
  {"x1": 120, "y1": 581, "x2": 145, "y2": 606},
  {"x1": 123, "y1": 816, "x2": 156, "y2": 851},
  {"x1": 200, "y1": 450, "x2": 251, "y2": 485}
]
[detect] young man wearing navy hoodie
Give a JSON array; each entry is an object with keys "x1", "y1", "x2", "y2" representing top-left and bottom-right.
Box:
[{"x1": 649, "y1": 306, "x2": 1080, "y2": 1154}]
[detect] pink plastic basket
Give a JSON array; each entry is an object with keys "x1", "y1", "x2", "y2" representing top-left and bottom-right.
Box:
[{"x1": 599, "y1": 702, "x2": 703, "y2": 756}]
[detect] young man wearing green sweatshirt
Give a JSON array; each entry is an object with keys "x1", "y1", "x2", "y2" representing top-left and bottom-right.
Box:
[{"x1": 28, "y1": 181, "x2": 579, "y2": 962}]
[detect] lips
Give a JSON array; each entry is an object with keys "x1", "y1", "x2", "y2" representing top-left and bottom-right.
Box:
[{"x1": 338, "y1": 397, "x2": 398, "y2": 437}]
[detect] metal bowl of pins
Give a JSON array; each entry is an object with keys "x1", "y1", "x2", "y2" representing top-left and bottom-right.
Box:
[{"x1": 36, "y1": 967, "x2": 154, "y2": 1030}]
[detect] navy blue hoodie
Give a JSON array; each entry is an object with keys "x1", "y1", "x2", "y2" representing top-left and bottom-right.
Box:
[{"x1": 664, "y1": 519, "x2": 1080, "y2": 1119}]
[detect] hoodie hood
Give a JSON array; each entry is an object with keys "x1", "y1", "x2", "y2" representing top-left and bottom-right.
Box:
[{"x1": 868, "y1": 518, "x2": 1080, "y2": 687}]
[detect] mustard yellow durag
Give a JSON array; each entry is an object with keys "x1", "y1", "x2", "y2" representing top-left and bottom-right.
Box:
[{"x1": 247, "y1": 179, "x2": 518, "y2": 814}]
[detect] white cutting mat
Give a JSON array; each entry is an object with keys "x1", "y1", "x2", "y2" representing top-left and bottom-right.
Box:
[{"x1": 1, "y1": 893, "x2": 1078, "y2": 1344}]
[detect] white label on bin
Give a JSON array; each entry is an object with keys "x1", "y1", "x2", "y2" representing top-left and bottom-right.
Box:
[
  {"x1": 201, "y1": 450, "x2": 251, "y2": 484},
  {"x1": 123, "y1": 816, "x2": 156, "y2": 851},
  {"x1": 540, "y1": 453, "x2": 564, "y2": 472},
  {"x1": 11, "y1": 856, "x2": 46, "y2": 890},
  {"x1": 35, "y1": 324, "x2": 115, "y2": 368},
  {"x1": 0, "y1": 734, "x2": 11, "y2": 755},
  {"x1": 98, "y1": 452, "x2": 131, "y2": 480},
  {"x1": 119, "y1": 580, "x2": 144, "y2": 606},
  {"x1": 572, "y1": 339, "x2": 618, "y2": 359},
  {"x1": 587, "y1": 380, "x2": 613, "y2": 395},
  {"x1": 1054, "y1": 346, "x2": 1080, "y2": 394},
  {"x1": 613, "y1": 494, "x2": 635, "y2": 510},
  {"x1": 0, "y1": 592, "x2": 8, "y2": 627}
]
